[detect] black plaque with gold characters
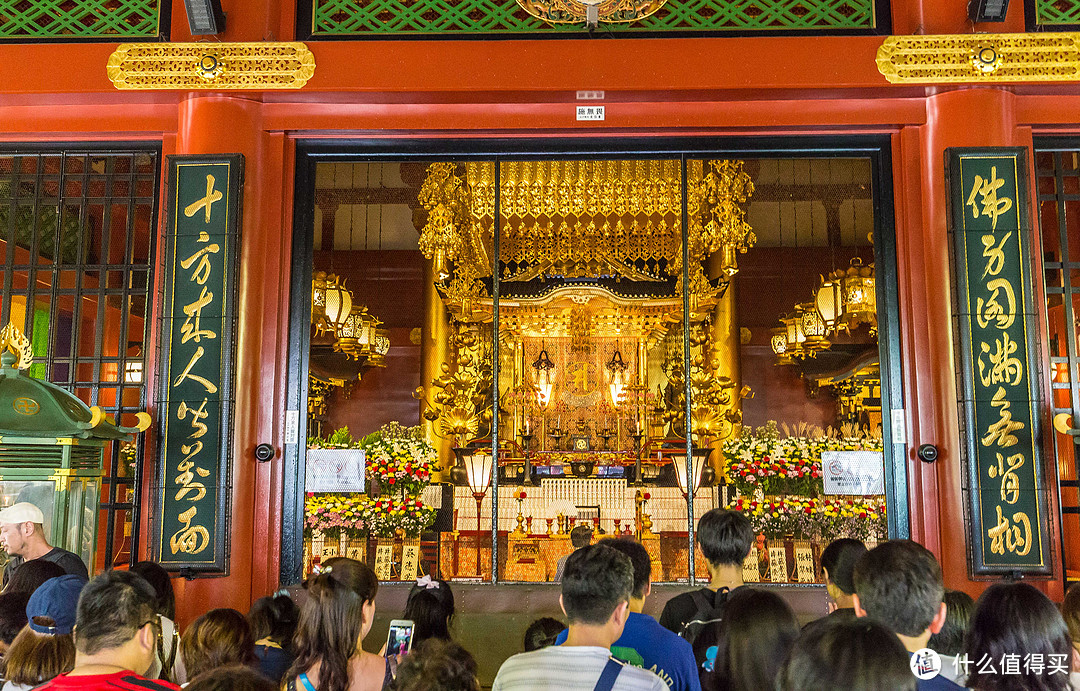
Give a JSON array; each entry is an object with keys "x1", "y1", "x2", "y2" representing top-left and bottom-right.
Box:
[
  {"x1": 156, "y1": 155, "x2": 244, "y2": 574},
  {"x1": 947, "y1": 147, "x2": 1051, "y2": 576}
]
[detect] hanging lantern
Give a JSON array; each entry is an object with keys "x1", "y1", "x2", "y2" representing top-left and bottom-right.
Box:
[
  {"x1": 771, "y1": 326, "x2": 795, "y2": 366},
  {"x1": 606, "y1": 349, "x2": 630, "y2": 406},
  {"x1": 324, "y1": 276, "x2": 353, "y2": 332},
  {"x1": 839, "y1": 258, "x2": 877, "y2": 331},
  {"x1": 311, "y1": 271, "x2": 329, "y2": 328},
  {"x1": 334, "y1": 306, "x2": 378, "y2": 361},
  {"x1": 531, "y1": 347, "x2": 556, "y2": 407},
  {"x1": 814, "y1": 274, "x2": 845, "y2": 335},
  {"x1": 800, "y1": 300, "x2": 830, "y2": 356},
  {"x1": 782, "y1": 314, "x2": 805, "y2": 360}
]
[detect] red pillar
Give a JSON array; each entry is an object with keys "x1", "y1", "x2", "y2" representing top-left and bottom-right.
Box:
[{"x1": 168, "y1": 95, "x2": 291, "y2": 626}]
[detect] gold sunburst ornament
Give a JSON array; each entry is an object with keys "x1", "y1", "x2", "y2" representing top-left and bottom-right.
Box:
[{"x1": 0, "y1": 323, "x2": 32, "y2": 370}]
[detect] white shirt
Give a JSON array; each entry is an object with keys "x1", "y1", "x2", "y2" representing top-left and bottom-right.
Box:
[{"x1": 493, "y1": 645, "x2": 668, "y2": 691}]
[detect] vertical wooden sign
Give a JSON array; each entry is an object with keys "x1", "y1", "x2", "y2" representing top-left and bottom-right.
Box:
[
  {"x1": 794, "y1": 541, "x2": 816, "y2": 583},
  {"x1": 742, "y1": 545, "x2": 760, "y2": 583},
  {"x1": 374, "y1": 541, "x2": 394, "y2": 581},
  {"x1": 947, "y1": 148, "x2": 1051, "y2": 576},
  {"x1": 768, "y1": 542, "x2": 788, "y2": 583},
  {"x1": 401, "y1": 539, "x2": 421, "y2": 582},
  {"x1": 156, "y1": 155, "x2": 243, "y2": 574}
]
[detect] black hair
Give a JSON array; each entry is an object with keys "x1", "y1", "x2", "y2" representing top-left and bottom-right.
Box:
[
  {"x1": 286, "y1": 557, "x2": 379, "y2": 691},
  {"x1": 570, "y1": 525, "x2": 593, "y2": 549},
  {"x1": 180, "y1": 608, "x2": 257, "y2": 681},
  {"x1": 523, "y1": 617, "x2": 565, "y2": 652},
  {"x1": 4, "y1": 559, "x2": 65, "y2": 596},
  {"x1": 129, "y1": 561, "x2": 177, "y2": 621},
  {"x1": 246, "y1": 594, "x2": 299, "y2": 647},
  {"x1": 404, "y1": 579, "x2": 455, "y2": 646},
  {"x1": 964, "y1": 582, "x2": 1072, "y2": 691},
  {"x1": 186, "y1": 664, "x2": 277, "y2": 691},
  {"x1": 696, "y1": 509, "x2": 753, "y2": 568},
  {"x1": 853, "y1": 540, "x2": 943, "y2": 637},
  {"x1": 777, "y1": 618, "x2": 915, "y2": 691},
  {"x1": 561, "y1": 543, "x2": 633, "y2": 626},
  {"x1": 74, "y1": 570, "x2": 158, "y2": 656},
  {"x1": 0, "y1": 591, "x2": 29, "y2": 645},
  {"x1": 1061, "y1": 581, "x2": 1080, "y2": 643},
  {"x1": 927, "y1": 589, "x2": 975, "y2": 657},
  {"x1": 819, "y1": 538, "x2": 866, "y2": 596},
  {"x1": 393, "y1": 638, "x2": 480, "y2": 691},
  {"x1": 701, "y1": 588, "x2": 799, "y2": 691},
  {"x1": 600, "y1": 538, "x2": 651, "y2": 600}
]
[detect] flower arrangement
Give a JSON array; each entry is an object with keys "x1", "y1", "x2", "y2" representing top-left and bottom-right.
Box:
[
  {"x1": 360, "y1": 422, "x2": 439, "y2": 497},
  {"x1": 304, "y1": 492, "x2": 367, "y2": 539},
  {"x1": 722, "y1": 421, "x2": 884, "y2": 498},
  {"x1": 727, "y1": 495, "x2": 887, "y2": 541},
  {"x1": 361, "y1": 495, "x2": 437, "y2": 538},
  {"x1": 307, "y1": 426, "x2": 356, "y2": 450}
]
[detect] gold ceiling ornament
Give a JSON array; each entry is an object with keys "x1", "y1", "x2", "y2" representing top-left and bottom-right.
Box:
[
  {"x1": 107, "y1": 42, "x2": 315, "y2": 90},
  {"x1": 876, "y1": 33, "x2": 1080, "y2": 84},
  {"x1": 0, "y1": 323, "x2": 32, "y2": 371},
  {"x1": 418, "y1": 159, "x2": 754, "y2": 321},
  {"x1": 516, "y1": 0, "x2": 667, "y2": 25},
  {"x1": 414, "y1": 323, "x2": 493, "y2": 447},
  {"x1": 496, "y1": 287, "x2": 678, "y2": 343}
]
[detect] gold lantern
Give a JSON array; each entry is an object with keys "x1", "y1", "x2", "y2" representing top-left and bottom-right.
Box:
[
  {"x1": 334, "y1": 307, "x2": 380, "y2": 361},
  {"x1": 814, "y1": 274, "x2": 845, "y2": 335},
  {"x1": 839, "y1": 258, "x2": 877, "y2": 331},
  {"x1": 312, "y1": 271, "x2": 353, "y2": 336},
  {"x1": 800, "y1": 300, "x2": 830, "y2": 355},
  {"x1": 531, "y1": 347, "x2": 556, "y2": 408},
  {"x1": 606, "y1": 349, "x2": 630, "y2": 406}
]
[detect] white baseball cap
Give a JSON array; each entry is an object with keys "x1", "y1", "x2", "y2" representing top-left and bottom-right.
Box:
[{"x1": 0, "y1": 502, "x2": 44, "y2": 525}]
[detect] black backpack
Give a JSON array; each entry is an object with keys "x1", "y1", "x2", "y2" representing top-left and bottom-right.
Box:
[{"x1": 679, "y1": 587, "x2": 730, "y2": 672}]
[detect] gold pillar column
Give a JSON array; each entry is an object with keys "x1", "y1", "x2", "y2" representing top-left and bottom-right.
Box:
[
  {"x1": 422, "y1": 259, "x2": 452, "y2": 481},
  {"x1": 707, "y1": 253, "x2": 741, "y2": 475}
]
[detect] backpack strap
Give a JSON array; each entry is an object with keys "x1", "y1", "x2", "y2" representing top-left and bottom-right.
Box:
[{"x1": 593, "y1": 658, "x2": 623, "y2": 691}]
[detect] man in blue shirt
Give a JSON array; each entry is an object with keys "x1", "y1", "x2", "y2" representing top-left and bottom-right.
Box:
[
  {"x1": 557, "y1": 538, "x2": 701, "y2": 691},
  {"x1": 853, "y1": 540, "x2": 963, "y2": 691}
]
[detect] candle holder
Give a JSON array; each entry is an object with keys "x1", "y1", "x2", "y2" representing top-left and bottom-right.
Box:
[
  {"x1": 614, "y1": 519, "x2": 622, "y2": 534},
  {"x1": 629, "y1": 430, "x2": 645, "y2": 485},
  {"x1": 511, "y1": 490, "x2": 528, "y2": 538},
  {"x1": 545, "y1": 517, "x2": 554, "y2": 536},
  {"x1": 520, "y1": 431, "x2": 534, "y2": 485},
  {"x1": 526, "y1": 516, "x2": 533, "y2": 534},
  {"x1": 598, "y1": 425, "x2": 615, "y2": 451},
  {"x1": 591, "y1": 516, "x2": 601, "y2": 539},
  {"x1": 548, "y1": 426, "x2": 564, "y2": 452}
]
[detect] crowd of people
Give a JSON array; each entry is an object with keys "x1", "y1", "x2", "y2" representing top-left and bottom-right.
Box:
[{"x1": 1, "y1": 498, "x2": 1079, "y2": 690}]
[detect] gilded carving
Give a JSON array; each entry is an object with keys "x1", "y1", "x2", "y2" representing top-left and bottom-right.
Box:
[
  {"x1": 877, "y1": 34, "x2": 1080, "y2": 84},
  {"x1": 107, "y1": 42, "x2": 316, "y2": 90}
]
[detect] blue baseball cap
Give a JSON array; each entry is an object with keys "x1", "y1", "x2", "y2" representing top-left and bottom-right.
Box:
[{"x1": 27, "y1": 574, "x2": 87, "y2": 635}]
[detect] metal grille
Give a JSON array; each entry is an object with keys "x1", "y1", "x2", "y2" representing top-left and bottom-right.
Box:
[
  {"x1": 309, "y1": 0, "x2": 876, "y2": 35},
  {"x1": 1033, "y1": 0, "x2": 1080, "y2": 26},
  {"x1": 0, "y1": 147, "x2": 159, "y2": 571},
  {"x1": 0, "y1": 0, "x2": 164, "y2": 39},
  {"x1": 1035, "y1": 148, "x2": 1080, "y2": 583}
]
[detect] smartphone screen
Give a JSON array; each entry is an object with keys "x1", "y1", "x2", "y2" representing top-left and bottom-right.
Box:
[{"x1": 386, "y1": 620, "x2": 414, "y2": 656}]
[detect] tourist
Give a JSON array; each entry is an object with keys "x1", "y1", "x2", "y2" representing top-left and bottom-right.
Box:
[
  {"x1": 284, "y1": 557, "x2": 388, "y2": 691},
  {"x1": 698, "y1": 587, "x2": 799, "y2": 691},
  {"x1": 401, "y1": 577, "x2": 454, "y2": 648},
  {"x1": 523, "y1": 617, "x2": 565, "y2": 652},
  {"x1": 0, "y1": 591, "x2": 28, "y2": 656},
  {"x1": 964, "y1": 582, "x2": 1072, "y2": 691},
  {"x1": 852, "y1": 540, "x2": 962, "y2": 690},
  {"x1": 32, "y1": 570, "x2": 180, "y2": 690},
  {"x1": 247, "y1": 593, "x2": 299, "y2": 684},
  {"x1": 179, "y1": 608, "x2": 256, "y2": 681},
  {"x1": 555, "y1": 538, "x2": 699, "y2": 691},
  {"x1": 658, "y1": 509, "x2": 752, "y2": 649},
  {"x1": 776, "y1": 618, "x2": 916, "y2": 691},
  {"x1": 0, "y1": 503, "x2": 87, "y2": 589},
  {"x1": 130, "y1": 561, "x2": 181, "y2": 682},
  {"x1": 926, "y1": 590, "x2": 974, "y2": 686},
  {"x1": 492, "y1": 543, "x2": 667, "y2": 691},
  {"x1": 1060, "y1": 583, "x2": 1080, "y2": 689},
  {"x1": 185, "y1": 665, "x2": 277, "y2": 691},
  {"x1": 3, "y1": 559, "x2": 64, "y2": 596},
  {"x1": 802, "y1": 538, "x2": 865, "y2": 633},
  {"x1": 1, "y1": 574, "x2": 84, "y2": 690},
  {"x1": 393, "y1": 639, "x2": 480, "y2": 691},
  {"x1": 554, "y1": 524, "x2": 594, "y2": 582}
]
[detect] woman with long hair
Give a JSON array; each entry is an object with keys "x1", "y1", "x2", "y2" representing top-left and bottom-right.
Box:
[
  {"x1": 965, "y1": 582, "x2": 1073, "y2": 691},
  {"x1": 179, "y1": 608, "x2": 256, "y2": 680},
  {"x1": 284, "y1": 557, "x2": 386, "y2": 691},
  {"x1": 130, "y1": 561, "x2": 181, "y2": 682},
  {"x1": 699, "y1": 587, "x2": 800, "y2": 691},
  {"x1": 776, "y1": 618, "x2": 914, "y2": 691}
]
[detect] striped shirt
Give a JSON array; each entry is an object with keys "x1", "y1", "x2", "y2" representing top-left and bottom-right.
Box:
[{"x1": 493, "y1": 645, "x2": 668, "y2": 691}]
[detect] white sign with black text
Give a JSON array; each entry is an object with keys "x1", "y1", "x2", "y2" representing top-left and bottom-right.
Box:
[{"x1": 822, "y1": 450, "x2": 885, "y2": 495}]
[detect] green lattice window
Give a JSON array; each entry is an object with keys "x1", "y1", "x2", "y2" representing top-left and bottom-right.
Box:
[
  {"x1": 1031, "y1": 0, "x2": 1080, "y2": 26},
  {"x1": 0, "y1": 0, "x2": 165, "y2": 40},
  {"x1": 306, "y1": 0, "x2": 880, "y2": 35}
]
